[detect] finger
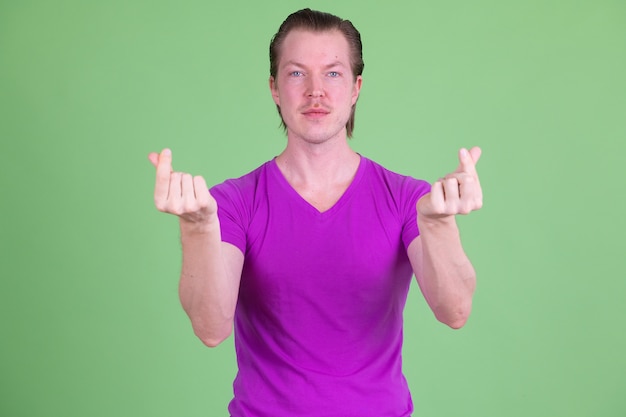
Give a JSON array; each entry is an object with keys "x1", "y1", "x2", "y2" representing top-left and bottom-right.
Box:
[
  {"x1": 469, "y1": 146, "x2": 482, "y2": 165},
  {"x1": 167, "y1": 172, "x2": 183, "y2": 212},
  {"x1": 428, "y1": 180, "x2": 445, "y2": 213},
  {"x1": 193, "y1": 176, "x2": 211, "y2": 207},
  {"x1": 156, "y1": 148, "x2": 173, "y2": 178},
  {"x1": 444, "y1": 171, "x2": 472, "y2": 185},
  {"x1": 455, "y1": 147, "x2": 481, "y2": 175},
  {"x1": 442, "y1": 177, "x2": 460, "y2": 208},
  {"x1": 148, "y1": 152, "x2": 159, "y2": 168},
  {"x1": 154, "y1": 149, "x2": 173, "y2": 207},
  {"x1": 181, "y1": 173, "x2": 196, "y2": 208},
  {"x1": 458, "y1": 175, "x2": 483, "y2": 212}
]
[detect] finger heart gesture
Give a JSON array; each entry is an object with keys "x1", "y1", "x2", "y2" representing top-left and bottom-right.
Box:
[
  {"x1": 148, "y1": 149, "x2": 217, "y2": 226},
  {"x1": 418, "y1": 147, "x2": 483, "y2": 219}
]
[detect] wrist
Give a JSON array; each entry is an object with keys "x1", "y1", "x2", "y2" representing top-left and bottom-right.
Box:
[
  {"x1": 179, "y1": 216, "x2": 220, "y2": 236},
  {"x1": 417, "y1": 212, "x2": 458, "y2": 232}
]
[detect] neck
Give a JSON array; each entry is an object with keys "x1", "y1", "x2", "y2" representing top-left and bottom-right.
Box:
[{"x1": 275, "y1": 136, "x2": 359, "y2": 188}]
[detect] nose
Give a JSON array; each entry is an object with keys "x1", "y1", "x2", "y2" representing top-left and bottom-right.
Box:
[{"x1": 306, "y1": 76, "x2": 324, "y2": 98}]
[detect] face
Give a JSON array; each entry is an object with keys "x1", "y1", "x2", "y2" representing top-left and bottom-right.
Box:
[{"x1": 270, "y1": 29, "x2": 362, "y2": 144}]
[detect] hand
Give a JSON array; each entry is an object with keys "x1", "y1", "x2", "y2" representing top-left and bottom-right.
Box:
[
  {"x1": 417, "y1": 147, "x2": 483, "y2": 220},
  {"x1": 148, "y1": 149, "x2": 218, "y2": 227}
]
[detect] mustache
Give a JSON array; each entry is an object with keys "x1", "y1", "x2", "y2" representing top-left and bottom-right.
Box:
[{"x1": 300, "y1": 103, "x2": 331, "y2": 113}]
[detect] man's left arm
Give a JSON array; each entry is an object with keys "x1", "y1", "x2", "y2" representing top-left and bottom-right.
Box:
[{"x1": 408, "y1": 147, "x2": 483, "y2": 329}]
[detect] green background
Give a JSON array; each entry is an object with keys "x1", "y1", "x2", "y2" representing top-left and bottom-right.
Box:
[{"x1": 1, "y1": 1, "x2": 625, "y2": 416}]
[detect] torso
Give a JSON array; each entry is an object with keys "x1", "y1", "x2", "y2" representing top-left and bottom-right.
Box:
[{"x1": 210, "y1": 157, "x2": 431, "y2": 416}]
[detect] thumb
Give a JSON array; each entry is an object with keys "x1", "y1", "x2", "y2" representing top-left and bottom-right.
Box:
[{"x1": 455, "y1": 146, "x2": 481, "y2": 174}]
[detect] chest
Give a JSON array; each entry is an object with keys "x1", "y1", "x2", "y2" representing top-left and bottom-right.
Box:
[
  {"x1": 239, "y1": 189, "x2": 413, "y2": 311},
  {"x1": 289, "y1": 180, "x2": 352, "y2": 213}
]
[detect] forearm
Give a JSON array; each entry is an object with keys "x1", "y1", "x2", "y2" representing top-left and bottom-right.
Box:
[
  {"x1": 178, "y1": 220, "x2": 241, "y2": 347},
  {"x1": 416, "y1": 215, "x2": 476, "y2": 329}
]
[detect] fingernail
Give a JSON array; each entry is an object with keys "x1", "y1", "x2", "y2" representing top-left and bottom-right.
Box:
[{"x1": 163, "y1": 148, "x2": 172, "y2": 156}]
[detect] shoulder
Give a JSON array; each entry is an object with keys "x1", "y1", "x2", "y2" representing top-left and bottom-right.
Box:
[
  {"x1": 210, "y1": 160, "x2": 273, "y2": 198},
  {"x1": 208, "y1": 161, "x2": 274, "y2": 237},
  {"x1": 362, "y1": 157, "x2": 431, "y2": 196},
  {"x1": 209, "y1": 161, "x2": 276, "y2": 224}
]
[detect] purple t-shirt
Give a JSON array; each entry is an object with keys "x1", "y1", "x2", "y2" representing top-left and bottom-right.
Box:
[{"x1": 210, "y1": 156, "x2": 431, "y2": 417}]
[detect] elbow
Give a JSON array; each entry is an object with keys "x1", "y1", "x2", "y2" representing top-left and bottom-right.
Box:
[
  {"x1": 194, "y1": 323, "x2": 232, "y2": 348},
  {"x1": 434, "y1": 280, "x2": 476, "y2": 329},
  {"x1": 442, "y1": 315, "x2": 469, "y2": 329},
  {"x1": 197, "y1": 330, "x2": 231, "y2": 348},
  {"x1": 434, "y1": 303, "x2": 472, "y2": 329}
]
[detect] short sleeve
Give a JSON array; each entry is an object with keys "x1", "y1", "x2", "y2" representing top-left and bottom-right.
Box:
[
  {"x1": 210, "y1": 180, "x2": 249, "y2": 254},
  {"x1": 400, "y1": 178, "x2": 431, "y2": 250}
]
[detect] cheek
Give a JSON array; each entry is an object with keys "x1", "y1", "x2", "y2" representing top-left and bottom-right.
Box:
[{"x1": 282, "y1": 88, "x2": 308, "y2": 111}]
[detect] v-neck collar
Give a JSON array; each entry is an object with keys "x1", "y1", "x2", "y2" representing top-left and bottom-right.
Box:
[{"x1": 269, "y1": 155, "x2": 367, "y2": 218}]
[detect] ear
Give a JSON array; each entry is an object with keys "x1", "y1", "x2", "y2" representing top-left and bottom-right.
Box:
[
  {"x1": 351, "y1": 75, "x2": 363, "y2": 105},
  {"x1": 269, "y1": 76, "x2": 280, "y2": 106}
]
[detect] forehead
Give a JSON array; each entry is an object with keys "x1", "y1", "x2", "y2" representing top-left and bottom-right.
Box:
[{"x1": 278, "y1": 29, "x2": 351, "y2": 66}]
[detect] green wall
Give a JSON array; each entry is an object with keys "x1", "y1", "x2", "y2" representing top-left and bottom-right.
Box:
[{"x1": 2, "y1": 1, "x2": 625, "y2": 416}]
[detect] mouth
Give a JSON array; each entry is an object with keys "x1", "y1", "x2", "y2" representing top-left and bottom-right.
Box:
[{"x1": 302, "y1": 108, "x2": 330, "y2": 118}]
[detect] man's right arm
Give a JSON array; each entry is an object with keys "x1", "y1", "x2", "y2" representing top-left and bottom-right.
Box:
[{"x1": 149, "y1": 149, "x2": 244, "y2": 347}]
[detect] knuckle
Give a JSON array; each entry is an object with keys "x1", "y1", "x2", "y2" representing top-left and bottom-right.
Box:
[
  {"x1": 438, "y1": 203, "x2": 453, "y2": 215},
  {"x1": 169, "y1": 201, "x2": 184, "y2": 215},
  {"x1": 432, "y1": 204, "x2": 445, "y2": 214},
  {"x1": 185, "y1": 201, "x2": 200, "y2": 213},
  {"x1": 154, "y1": 200, "x2": 167, "y2": 212}
]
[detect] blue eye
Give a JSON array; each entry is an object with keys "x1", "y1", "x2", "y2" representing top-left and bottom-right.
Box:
[
  {"x1": 328, "y1": 71, "x2": 340, "y2": 77},
  {"x1": 290, "y1": 71, "x2": 303, "y2": 77}
]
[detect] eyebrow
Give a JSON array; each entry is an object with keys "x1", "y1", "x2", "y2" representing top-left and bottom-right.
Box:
[{"x1": 282, "y1": 60, "x2": 347, "y2": 70}]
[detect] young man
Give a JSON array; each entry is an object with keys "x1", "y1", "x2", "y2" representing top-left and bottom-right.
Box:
[{"x1": 149, "y1": 8, "x2": 482, "y2": 417}]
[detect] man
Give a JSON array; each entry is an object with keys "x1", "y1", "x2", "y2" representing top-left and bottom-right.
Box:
[{"x1": 149, "y1": 8, "x2": 482, "y2": 417}]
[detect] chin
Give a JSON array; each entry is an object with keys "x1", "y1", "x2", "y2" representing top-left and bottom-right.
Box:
[
  {"x1": 300, "y1": 132, "x2": 340, "y2": 145},
  {"x1": 289, "y1": 125, "x2": 346, "y2": 144}
]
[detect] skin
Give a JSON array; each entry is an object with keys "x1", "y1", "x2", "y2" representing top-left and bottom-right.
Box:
[
  {"x1": 270, "y1": 29, "x2": 361, "y2": 147},
  {"x1": 411, "y1": 146, "x2": 482, "y2": 328},
  {"x1": 148, "y1": 29, "x2": 482, "y2": 346},
  {"x1": 148, "y1": 148, "x2": 243, "y2": 346}
]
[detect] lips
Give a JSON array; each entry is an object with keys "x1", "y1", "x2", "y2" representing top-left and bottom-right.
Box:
[{"x1": 302, "y1": 107, "x2": 330, "y2": 117}]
